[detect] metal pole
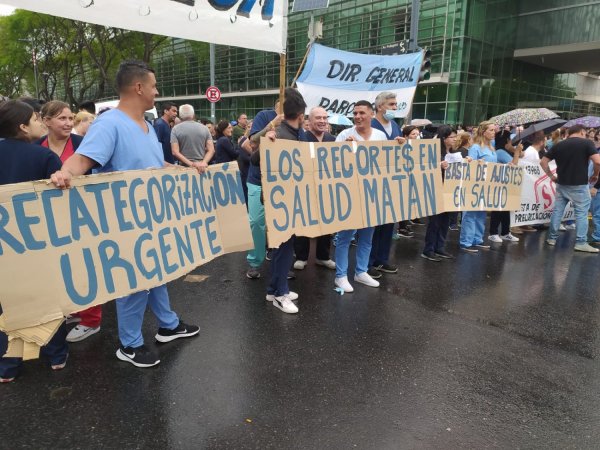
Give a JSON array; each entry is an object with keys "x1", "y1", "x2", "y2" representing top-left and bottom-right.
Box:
[
  {"x1": 409, "y1": 0, "x2": 420, "y2": 52},
  {"x1": 406, "y1": 0, "x2": 421, "y2": 124},
  {"x1": 33, "y1": 50, "x2": 39, "y2": 99},
  {"x1": 209, "y1": 42, "x2": 216, "y2": 123}
]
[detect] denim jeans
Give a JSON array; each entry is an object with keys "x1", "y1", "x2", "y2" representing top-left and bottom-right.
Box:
[
  {"x1": 423, "y1": 213, "x2": 450, "y2": 254},
  {"x1": 547, "y1": 184, "x2": 591, "y2": 244},
  {"x1": 591, "y1": 192, "x2": 600, "y2": 242},
  {"x1": 335, "y1": 227, "x2": 374, "y2": 279},
  {"x1": 267, "y1": 236, "x2": 295, "y2": 297},
  {"x1": 369, "y1": 223, "x2": 395, "y2": 266}
]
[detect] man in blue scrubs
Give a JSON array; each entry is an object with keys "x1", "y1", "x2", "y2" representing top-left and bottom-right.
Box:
[{"x1": 51, "y1": 61, "x2": 199, "y2": 368}]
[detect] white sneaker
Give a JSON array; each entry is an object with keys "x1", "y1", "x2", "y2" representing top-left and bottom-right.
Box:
[
  {"x1": 574, "y1": 243, "x2": 599, "y2": 253},
  {"x1": 266, "y1": 291, "x2": 299, "y2": 302},
  {"x1": 66, "y1": 325, "x2": 100, "y2": 342},
  {"x1": 501, "y1": 233, "x2": 519, "y2": 242},
  {"x1": 293, "y1": 260, "x2": 307, "y2": 270},
  {"x1": 559, "y1": 224, "x2": 567, "y2": 231},
  {"x1": 272, "y1": 296, "x2": 299, "y2": 314},
  {"x1": 334, "y1": 276, "x2": 354, "y2": 293},
  {"x1": 354, "y1": 272, "x2": 380, "y2": 288},
  {"x1": 65, "y1": 314, "x2": 81, "y2": 325},
  {"x1": 488, "y1": 234, "x2": 502, "y2": 243},
  {"x1": 315, "y1": 259, "x2": 336, "y2": 270}
]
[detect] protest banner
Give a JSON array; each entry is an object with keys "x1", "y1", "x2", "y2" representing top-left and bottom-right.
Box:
[
  {"x1": 260, "y1": 138, "x2": 444, "y2": 248},
  {"x1": 4, "y1": 0, "x2": 288, "y2": 53},
  {"x1": 296, "y1": 44, "x2": 423, "y2": 116},
  {"x1": 0, "y1": 164, "x2": 253, "y2": 335},
  {"x1": 510, "y1": 161, "x2": 574, "y2": 226},
  {"x1": 442, "y1": 160, "x2": 524, "y2": 212}
]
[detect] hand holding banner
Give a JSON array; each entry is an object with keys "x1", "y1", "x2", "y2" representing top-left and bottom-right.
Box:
[
  {"x1": 260, "y1": 138, "x2": 444, "y2": 247},
  {"x1": 0, "y1": 164, "x2": 253, "y2": 333}
]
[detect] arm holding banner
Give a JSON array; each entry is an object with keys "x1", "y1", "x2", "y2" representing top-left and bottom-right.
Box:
[
  {"x1": 590, "y1": 153, "x2": 600, "y2": 185},
  {"x1": 50, "y1": 153, "x2": 96, "y2": 189},
  {"x1": 540, "y1": 156, "x2": 557, "y2": 183}
]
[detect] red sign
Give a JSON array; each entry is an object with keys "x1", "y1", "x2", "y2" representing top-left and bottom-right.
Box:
[{"x1": 205, "y1": 86, "x2": 221, "y2": 103}]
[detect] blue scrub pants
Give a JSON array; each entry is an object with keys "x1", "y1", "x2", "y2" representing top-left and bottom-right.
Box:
[
  {"x1": 459, "y1": 211, "x2": 487, "y2": 248},
  {"x1": 246, "y1": 183, "x2": 266, "y2": 269},
  {"x1": 116, "y1": 284, "x2": 179, "y2": 348}
]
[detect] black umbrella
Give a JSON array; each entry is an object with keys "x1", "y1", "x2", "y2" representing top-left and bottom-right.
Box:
[{"x1": 511, "y1": 118, "x2": 566, "y2": 144}]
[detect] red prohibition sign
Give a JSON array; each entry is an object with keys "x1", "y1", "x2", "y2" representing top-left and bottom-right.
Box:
[{"x1": 206, "y1": 86, "x2": 221, "y2": 103}]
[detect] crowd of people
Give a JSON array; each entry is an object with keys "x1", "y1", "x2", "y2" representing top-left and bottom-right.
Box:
[{"x1": 1, "y1": 59, "x2": 600, "y2": 382}]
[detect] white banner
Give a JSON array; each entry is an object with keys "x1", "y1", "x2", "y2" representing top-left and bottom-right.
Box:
[
  {"x1": 296, "y1": 84, "x2": 417, "y2": 118},
  {"x1": 296, "y1": 44, "x2": 423, "y2": 117},
  {"x1": 510, "y1": 161, "x2": 574, "y2": 226},
  {"x1": 4, "y1": 0, "x2": 288, "y2": 54}
]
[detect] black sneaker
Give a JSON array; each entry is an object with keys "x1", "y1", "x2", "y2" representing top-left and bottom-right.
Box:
[
  {"x1": 116, "y1": 345, "x2": 160, "y2": 368},
  {"x1": 421, "y1": 251, "x2": 442, "y2": 262},
  {"x1": 287, "y1": 270, "x2": 296, "y2": 280},
  {"x1": 461, "y1": 246, "x2": 479, "y2": 253},
  {"x1": 397, "y1": 228, "x2": 414, "y2": 238},
  {"x1": 155, "y1": 321, "x2": 200, "y2": 343},
  {"x1": 266, "y1": 249, "x2": 273, "y2": 261},
  {"x1": 434, "y1": 250, "x2": 454, "y2": 259},
  {"x1": 367, "y1": 267, "x2": 382, "y2": 279},
  {"x1": 410, "y1": 218, "x2": 424, "y2": 225},
  {"x1": 375, "y1": 263, "x2": 398, "y2": 273},
  {"x1": 474, "y1": 243, "x2": 491, "y2": 250}
]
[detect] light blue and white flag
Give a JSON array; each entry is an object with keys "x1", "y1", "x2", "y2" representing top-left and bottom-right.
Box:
[
  {"x1": 297, "y1": 44, "x2": 423, "y2": 117},
  {"x1": 4, "y1": 0, "x2": 288, "y2": 53}
]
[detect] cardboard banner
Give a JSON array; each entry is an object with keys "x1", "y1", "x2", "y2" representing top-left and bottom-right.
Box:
[
  {"x1": 0, "y1": 164, "x2": 253, "y2": 333},
  {"x1": 442, "y1": 160, "x2": 524, "y2": 212},
  {"x1": 4, "y1": 0, "x2": 288, "y2": 54},
  {"x1": 510, "y1": 161, "x2": 574, "y2": 225},
  {"x1": 296, "y1": 44, "x2": 423, "y2": 116},
  {"x1": 260, "y1": 138, "x2": 444, "y2": 248}
]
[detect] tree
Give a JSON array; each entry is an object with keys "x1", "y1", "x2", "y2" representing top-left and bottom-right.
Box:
[{"x1": 0, "y1": 10, "x2": 169, "y2": 104}]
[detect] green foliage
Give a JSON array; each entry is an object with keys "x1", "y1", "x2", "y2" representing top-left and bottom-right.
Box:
[{"x1": 0, "y1": 10, "x2": 169, "y2": 105}]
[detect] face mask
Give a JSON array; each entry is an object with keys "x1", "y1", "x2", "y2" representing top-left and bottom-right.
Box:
[{"x1": 383, "y1": 110, "x2": 397, "y2": 121}]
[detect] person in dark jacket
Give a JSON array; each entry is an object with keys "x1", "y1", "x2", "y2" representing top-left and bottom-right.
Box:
[
  {"x1": 213, "y1": 120, "x2": 240, "y2": 164},
  {"x1": 0, "y1": 100, "x2": 68, "y2": 383}
]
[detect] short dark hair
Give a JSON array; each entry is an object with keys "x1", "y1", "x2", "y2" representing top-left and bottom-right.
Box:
[
  {"x1": 402, "y1": 125, "x2": 419, "y2": 137},
  {"x1": 115, "y1": 60, "x2": 155, "y2": 93},
  {"x1": 0, "y1": 100, "x2": 35, "y2": 140},
  {"x1": 215, "y1": 119, "x2": 231, "y2": 138},
  {"x1": 354, "y1": 100, "x2": 373, "y2": 110},
  {"x1": 79, "y1": 100, "x2": 96, "y2": 114},
  {"x1": 567, "y1": 124, "x2": 586, "y2": 136},
  {"x1": 283, "y1": 88, "x2": 307, "y2": 120},
  {"x1": 162, "y1": 102, "x2": 177, "y2": 114},
  {"x1": 200, "y1": 118, "x2": 213, "y2": 125},
  {"x1": 437, "y1": 125, "x2": 456, "y2": 150},
  {"x1": 18, "y1": 97, "x2": 45, "y2": 113}
]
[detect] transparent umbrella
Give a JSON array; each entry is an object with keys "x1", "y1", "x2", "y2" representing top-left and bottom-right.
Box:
[{"x1": 327, "y1": 114, "x2": 353, "y2": 126}]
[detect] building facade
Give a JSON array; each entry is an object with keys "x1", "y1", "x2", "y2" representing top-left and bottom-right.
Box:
[{"x1": 149, "y1": 0, "x2": 600, "y2": 125}]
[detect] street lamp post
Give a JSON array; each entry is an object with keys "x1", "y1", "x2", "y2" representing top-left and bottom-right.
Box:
[{"x1": 18, "y1": 38, "x2": 40, "y2": 99}]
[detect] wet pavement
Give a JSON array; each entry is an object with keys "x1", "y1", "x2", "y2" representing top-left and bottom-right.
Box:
[{"x1": 3, "y1": 225, "x2": 600, "y2": 449}]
